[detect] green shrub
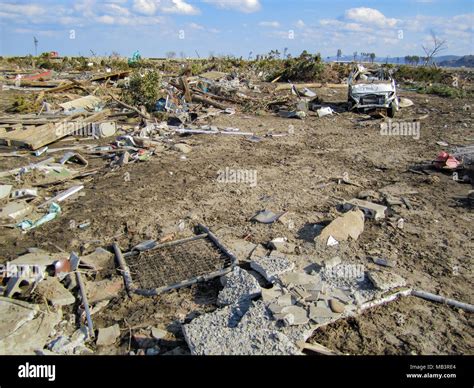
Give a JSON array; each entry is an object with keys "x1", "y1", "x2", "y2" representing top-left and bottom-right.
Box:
[
  {"x1": 395, "y1": 65, "x2": 445, "y2": 83},
  {"x1": 124, "y1": 70, "x2": 162, "y2": 111},
  {"x1": 416, "y1": 83, "x2": 469, "y2": 98}
]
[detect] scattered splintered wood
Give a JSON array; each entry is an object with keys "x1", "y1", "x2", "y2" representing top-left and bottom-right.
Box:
[
  {"x1": 297, "y1": 341, "x2": 343, "y2": 356},
  {"x1": 0, "y1": 110, "x2": 110, "y2": 150},
  {"x1": 107, "y1": 93, "x2": 151, "y2": 120},
  {"x1": 274, "y1": 82, "x2": 347, "y2": 91}
]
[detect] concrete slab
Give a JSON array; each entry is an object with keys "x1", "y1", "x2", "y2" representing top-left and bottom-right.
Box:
[
  {"x1": 217, "y1": 267, "x2": 261, "y2": 306},
  {"x1": 0, "y1": 298, "x2": 61, "y2": 355},
  {"x1": 36, "y1": 277, "x2": 75, "y2": 306},
  {"x1": 250, "y1": 253, "x2": 295, "y2": 282},
  {"x1": 182, "y1": 301, "x2": 301, "y2": 355},
  {"x1": 367, "y1": 271, "x2": 406, "y2": 291}
]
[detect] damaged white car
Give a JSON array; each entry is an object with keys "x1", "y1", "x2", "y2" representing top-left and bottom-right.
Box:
[{"x1": 347, "y1": 65, "x2": 399, "y2": 117}]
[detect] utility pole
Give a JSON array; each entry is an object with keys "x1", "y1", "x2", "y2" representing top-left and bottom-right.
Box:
[{"x1": 33, "y1": 36, "x2": 38, "y2": 56}]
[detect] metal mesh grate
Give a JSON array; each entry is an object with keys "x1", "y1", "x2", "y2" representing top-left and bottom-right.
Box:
[{"x1": 125, "y1": 236, "x2": 232, "y2": 290}]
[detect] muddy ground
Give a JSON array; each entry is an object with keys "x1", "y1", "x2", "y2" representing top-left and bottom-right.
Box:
[{"x1": 0, "y1": 85, "x2": 472, "y2": 355}]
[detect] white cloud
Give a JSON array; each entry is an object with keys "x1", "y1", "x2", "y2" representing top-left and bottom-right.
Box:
[
  {"x1": 204, "y1": 0, "x2": 261, "y2": 13},
  {"x1": 162, "y1": 0, "x2": 199, "y2": 15},
  {"x1": 103, "y1": 3, "x2": 131, "y2": 16},
  {"x1": 133, "y1": 0, "x2": 157, "y2": 15},
  {"x1": 295, "y1": 19, "x2": 305, "y2": 28},
  {"x1": 259, "y1": 21, "x2": 280, "y2": 28},
  {"x1": 0, "y1": 3, "x2": 46, "y2": 19},
  {"x1": 345, "y1": 7, "x2": 398, "y2": 28},
  {"x1": 188, "y1": 22, "x2": 204, "y2": 30},
  {"x1": 133, "y1": 0, "x2": 199, "y2": 15}
]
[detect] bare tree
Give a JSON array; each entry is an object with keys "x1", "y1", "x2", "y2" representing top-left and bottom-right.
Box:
[
  {"x1": 422, "y1": 30, "x2": 447, "y2": 67},
  {"x1": 166, "y1": 51, "x2": 176, "y2": 59}
]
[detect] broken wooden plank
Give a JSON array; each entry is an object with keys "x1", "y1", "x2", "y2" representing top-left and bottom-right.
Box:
[{"x1": 0, "y1": 110, "x2": 110, "y2": 150}]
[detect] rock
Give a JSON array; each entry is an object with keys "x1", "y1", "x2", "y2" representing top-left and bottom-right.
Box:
[
  {"x1": 217, "y1": 267, "x2": 261, "y2": 307},
  {"x1": 0, "y1": 297, "x2": 61, "y2": 355},
  {"x1": 174, "y1": 143, "x2": 192, "y2": 154},
  {"x1": 150, "y1": 327, "x2": 168, "y2": 341},
  {"x1": 36, "y1": 277, "x2": 75, "y2": 306},
  {"x1": 367, "y1": 271, "x2": 406, "y2": 291},
  {"x1": 96, "y1": 324, "x2": 120, "y2": 346},
  {"x1": 329, "y1": 299, "x2": 345, "y2": 313},
  {"x1": 250, "y1": 253, "x2": 295, "y2": 283},
  {"x1": 316, "y1": 210, "x2": 365, "y2": 245},
  {"x1": 85, "y1": 277, "x2": 123, "y2": 304}
]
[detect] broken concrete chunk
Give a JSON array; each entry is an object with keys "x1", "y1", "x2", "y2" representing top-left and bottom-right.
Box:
[
  {"x1": 0, "y1": 297, "x2": 61, "y2": 355},
  {"x1": 224, "y1": 238, "x2": 257, "y2": 263},
  {"x1": 308, "y1": 304, "x2": 339, "y2": 320},
  {"x1": 316, "y1": 210, "x2": 365, "y2": 245},
  {"x1": 80, "y1": 248, "x2": 114, "y2": 271},
  {"x1": 96, "y1": 324, "x2": 120, "y2": 346},
  {"x1": 0, "y1": 297, "x2": 38, "y2": 337},
  {"x1": 250, "y1": 254, "x2": 295, "y2": 283},
  {"x1": 217, "y1": 267, "x2": 261, "y2": 307},
  {"x1": 367, "y1": 271, "x2": 406, "y2": 291},
  {"x1": 182, "y1": 301, "x2": 301, "y2": 355},
  {"x1": 279, "y1": 305, "x2": 309, "y2": 325},
  {"x1": 36, "y1": 277, "x2": 75, "y2": 306},
  {"x1": 269, "y1": 238, "x2": 296, "y2": 254},
  {"x1": 261, "y1": 285, "x2": 284, "y2": 302},
  {"x1": 85, "y1": 277, "x2": 123, "y2": 304},
  {"x1": 343, "y1": 198, "x2": 387, "y2": 220}
]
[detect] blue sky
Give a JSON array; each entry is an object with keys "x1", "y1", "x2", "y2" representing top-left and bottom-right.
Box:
[{"x1": 0, "y1": 0, "x2": 472, "y2": 58}]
